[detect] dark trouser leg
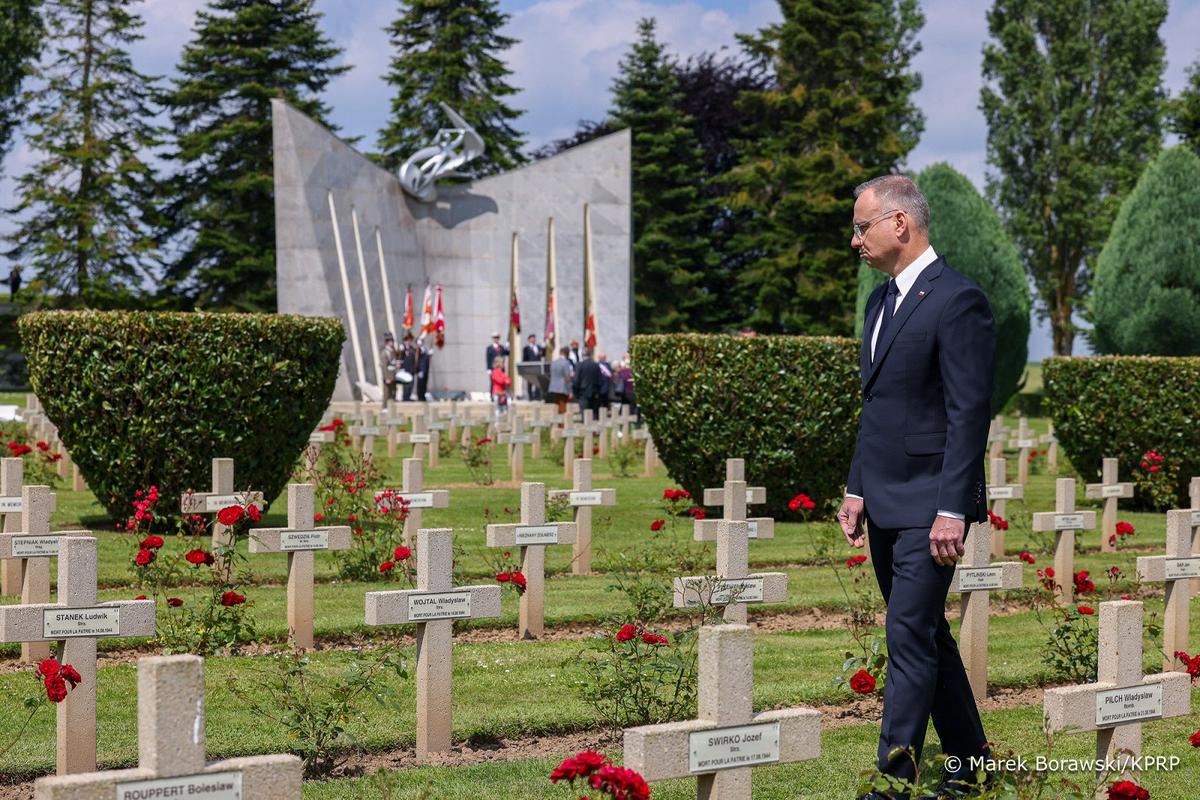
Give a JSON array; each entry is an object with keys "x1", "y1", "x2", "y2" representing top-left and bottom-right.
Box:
[
  {"x1": 869, "y1": 523, "x2": 988, "y2": 791},
  {"x1": 382, "y1": 382, "x2": 393, "y2": 410},
  {"x1": 402, "y1": 381, "x2": 413, "y2": 401}
]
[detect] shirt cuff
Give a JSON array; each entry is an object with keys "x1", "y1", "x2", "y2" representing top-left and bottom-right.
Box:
[
  {"x1": 937, "y1": 510, "x2": 965, "y2": 520},
  {"x1": 844, "y1": 493, "x2": 863, "y2": 501}
]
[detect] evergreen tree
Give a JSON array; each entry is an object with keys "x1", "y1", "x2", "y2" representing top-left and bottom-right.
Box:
[
  {"x1": 724, "y1": 0, "x2": 925, "y2": 335},
  {"x1": 981, "y1": 0, "x2": 1167, "y2": 355},
  {"x1": 5, "y1": 0, "x2": 161, "y2": 306},
  {"x1": 161, "y1": 0, "x2": 348, "y2": 311},
  {"x1": 0, "y1": 0, "x2": 44, "y2": 167},
  {"x1": 377, "y1": 0, "x2": 525, "y2": 177},
  {"x1": 1171, "y1": 61, "x2": 1200, "y2": 156},
  {"x1": 855, "y1": 164, "x2": 1031, "y2": 412},
  {"x1": 610, "y1": 18, "x2": 713, "y2": 333},
  {"x1": 1089, "y1": 146, "x2": 1200, "y2": 355}
]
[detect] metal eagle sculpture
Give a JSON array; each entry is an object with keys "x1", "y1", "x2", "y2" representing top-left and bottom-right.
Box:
[{"x1": 397, "y1": 103, "x2": 485, "y2": 202}]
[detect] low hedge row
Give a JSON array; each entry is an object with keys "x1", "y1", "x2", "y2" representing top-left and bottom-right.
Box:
[
  {"x1": 1043, "y1": 356, "x2": 1200, "y2": 506},
  {"x1": 630, "y1": 334, "x2": 860, "y2": 518},
  {"x1": 19, "y1": 311, "x2": 344, "y2": 521}
]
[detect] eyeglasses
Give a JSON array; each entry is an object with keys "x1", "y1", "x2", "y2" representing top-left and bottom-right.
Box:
[{"x1": 852, "y1": 209, "x2": 899, "y2": 240}]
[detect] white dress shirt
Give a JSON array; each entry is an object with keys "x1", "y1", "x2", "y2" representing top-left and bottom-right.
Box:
[{"x1": 850, "y1": 245, "x2": 963, "y2": 522}]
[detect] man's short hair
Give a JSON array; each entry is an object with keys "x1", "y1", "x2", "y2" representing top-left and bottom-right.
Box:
[
  {"x1": 560, "y1": 346, "x2": 570, "y2": 356},
  {"x1": 853, "y1": 175, "x2": 930, "y2": 234}
]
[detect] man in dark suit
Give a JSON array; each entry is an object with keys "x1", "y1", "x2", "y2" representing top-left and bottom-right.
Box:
[
  {"x1": 838, "y1": 175, "x2": 995, "y2": 800},
  {"x1": 572, "y1": 348, "x2": 602, "y2": 421},
  {"x1": 522, "y1": 334, "x2": 545, "y2": 400}
]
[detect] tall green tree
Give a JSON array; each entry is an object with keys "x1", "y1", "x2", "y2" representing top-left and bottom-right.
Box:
[
  {"x1": 5, "y1": 0, "x2": 161, "y2": 306},
  {"x1": 1089, "y1": 146, "x2": 1200, "y2": 355},
  {"x1": 377, "y1": 0, "x2": 525, "y2": 177},
  {"x1": 161, "y1": 0, "x2": 347, "y2": 311},
  {"x1": 1171, "y1": 60, "x2": 1200, "y2": 156},
  {"x1": 981, "y1": 0, "x2": 1167, "y2": 355},
  {"x1": 0, "y1": 0, "x2": 44, "y2": 167},
  {"x1": 724, "y1": 0, "x2": 925, "y2": 335},
  {"x1": 610, "y1": 18, "x2": 713, "y2": 333},
  {"x1": 855, "y1": 164, "x2": 1031, "y2": 412}
]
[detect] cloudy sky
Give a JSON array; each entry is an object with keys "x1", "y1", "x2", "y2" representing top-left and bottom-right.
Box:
[{"x1": 5, "y1": 0, "x2": 1200, "y2": 356}]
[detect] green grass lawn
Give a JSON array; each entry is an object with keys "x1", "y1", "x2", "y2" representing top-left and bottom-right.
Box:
[{"x1": 1, "y1": 406, "x2": 1197, "y2": 797}]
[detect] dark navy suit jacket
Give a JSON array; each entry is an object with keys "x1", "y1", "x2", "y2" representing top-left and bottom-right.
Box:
[{"x1": 847, "y1": 257, "x2": 996, "y2": 530}]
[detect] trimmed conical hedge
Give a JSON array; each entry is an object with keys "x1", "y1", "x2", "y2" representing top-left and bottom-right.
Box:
[
  {"x1": 855, "y1": 163, "x2": 1030, "y2": 412},
  {"x1": 1089, "y1": 145, "x2": 1200, "y2": 355},
  {"x1": 19, "y1": 311, "x2": 343, "y2": 521}
]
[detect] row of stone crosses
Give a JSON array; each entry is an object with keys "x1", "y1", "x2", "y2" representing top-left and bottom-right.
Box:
[{"x1": 1, "y1": 398, "x2": 1196, "y2": 799}]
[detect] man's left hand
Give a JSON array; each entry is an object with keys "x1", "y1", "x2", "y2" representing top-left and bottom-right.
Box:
[{"x1": 929, "y1": 516, "x2": 966, "y2": 566}]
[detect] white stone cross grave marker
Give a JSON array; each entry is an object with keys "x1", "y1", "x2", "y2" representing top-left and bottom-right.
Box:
[
  {"x1": 987, "y1": 415, "x2": 1008, "y2": 461},
  {"x1": 486, "y1": 482, "x2": 577, "y2": 639},
  {"x1": 1, "y1": 456, "x2": 27, "y2": 596},
  {"x1": 1085, "y1": 458, "x2": 1133, "y2": 553},
  {"x1": 349, "y1": 414, "x2": 382, "y2": 458},
  {"x1": 1032, "y1": 478, "x2": 1097, "y2": 605},
  {"x1": 558, "y1": 425, "x2": 580, "y2": 480},
  {"x1": 0, "y1": 536, "x2": 155, "y2": 774},
  {"x1": 425, "y1": 412, "x2": 447, "y2": 469},
  {"x1": 33, "y1": 654, "x2": 301, "y2": 799},
  {"x1": 1190, "y1": 476, "x2": 1200, "y2": 594},
  {"x1": 527, "y1": 414, "x2": 550, "y2": 460},
  {"x1": 696, "y1": 459, "x2": 774, "y2": 546},
  {"x1": 1007, "y1": 417, "x2": 1036, "y2": 484},
  {"x1": 178, "y1": 458, "x2": 264, "y2": 565},
  {"x1": 365, "y1": 527, "x2": 501, "y2": 758},
  {"x1": 595, "y1": 408, "x2": 610, "y2": 458},
  {"x1": 948, "y1": 521, "x2": 1023, "y2": 701},
  {"x1": 986, "y1": 456, "x2": 1023, "y2": 559},
  {"x1": 379, "y1": 457, "x2": 450, "y2": 547},
  {"x1": 1043, "y1": 600, "x2": 1191, "y2": 784},
  {"x1": 0, "y1": 485, "x2": 74, "y2": 661},
  {"x1": 631, "y1": 427, "x2": 658, "y2": 477},
  {"x1": 1040, "y1": 422, "x2": 1059, "y2": 474},
  {"x1": 548, "y1": 458, "x2": 616, "y2": 575},
  {"x1": 498, "y1": 415, "x2": 533, "y2": 483},
  {"x1": 248, "y1": 484, "x2": 351, "y2": 650},
  {"x1": 395, "y1": 413, "x2": 437, "y2": 463},
  {"x1": 1135, "y1": 509, "x2": 1199, "y2": 672},
  {"x1": 676, "y1": 461, "x2": 787, "y2": 625},
  {"x1": 624, "y1": 624, "x2": 820, "y2": 800}
]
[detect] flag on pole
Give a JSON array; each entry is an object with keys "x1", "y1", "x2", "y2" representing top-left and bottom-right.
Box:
[
  {"x1": 544, "y1": 217, "x2": 558, "y2": 353},
  {"x1": 583, "y1": 204, "x2": 599, "y2": 351},
  {"x1": 403, "y1": 286, "x2": 414, "y2": 331},
  {"x1": 544, "y1": 292, "x2": 555, "y2": 350},
  {"x1": 418, "y1": 285, "x2": 434, "y2": 341},
  {"x1": 434, "y1": 285, "x2": 445, "y2": 349},
  {"x1": 510, "y1": 285, "x2": 521, "y2": 334}
]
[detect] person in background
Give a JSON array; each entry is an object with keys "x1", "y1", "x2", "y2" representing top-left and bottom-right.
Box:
[
  {"x1": 7, "y1": 265, "x2": 20, "y2": 300},
  {"x1": 486, "y1": 332, "x2": 509, "y2": 398},
  {"x1": 596, "y1": 351, "x2": 614, "y2": 411},
  {"x1": 548, "y1": 346, "x2": 574, "y2": 415},
  {"x1": 490, "y1": 356, "x2": 511, "y2": 418},
  {"x1": 522, "y1": 333, "x2": 545, "y2": 400},
  {"x1": 379, "y1": 332, "x2": 398, "y2": 410},
  {"x1": 572, "y1": 348, "x2": 601, "y2": 421},
  {"x1": 399, "y1": 332, "x2": 418, "y2": 402},
  {"x1": 568, "y1": 339, "x2": 581, "y2": 366},
  {"x1": 614, "y1": 353, "x2": 637, "y2": 422},
  {"x1": 416, "y1": 338, "x2": 433, "y2": 402}
]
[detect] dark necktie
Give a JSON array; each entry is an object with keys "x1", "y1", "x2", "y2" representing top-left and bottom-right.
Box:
[{"x1": 873, "y1": 279, "x2": 899, "y2": 362}]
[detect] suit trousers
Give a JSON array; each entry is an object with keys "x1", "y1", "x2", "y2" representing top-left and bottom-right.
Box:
[{"x1": 868, "y1": 521, "x2": 988, "y2": 790}]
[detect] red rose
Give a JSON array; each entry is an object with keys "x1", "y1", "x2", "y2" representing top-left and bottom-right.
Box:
[
  {"x1": 10, "y1": 444, "x2": 31, "y2": 457},
  {"x1": 496, "y1": 571, "x2": 511, "y2": 583},
  {"x1": 135, "y1": 595, "x2": 147, "y2": 600},
  {"x1": 167, "y1": 597, "x2": 184, "y2": 607},
  {"x1": 550, "y1": 750, "x2": 609, "y2": 783},
  {"x1": 1190, "y1": 729, "x2": 1200, "y2": 747},
  {"x1": 688, "y1": 506, "x2": 706, "y2": 520},
  {"x1": 1115, "y1": 521, "x2": 1135, "y2": 536},
  {"x1": 313, "y1": 513, "x2": 323, "y2": 522},
  {"x1": 185, "y1": 548, "x2": 213, "y2": 566},
  {"x1": 615, "y1": 623, "x2": 637, "y2": 642},
  {"x1": 1019, "y1": 551, "x2": 1035, "y2": 564},
  {"x1": 510, "y1": 571, "x2": 527, "y2": 593},
  {"x1": 217, "y1": 505, "x2": 244, "y2": 526},
  {"x1": 849, "y1": 668, "x2": 876, "y2": 694},
  {"x1": 36, "y1": 441, "x2": 49, "y2": 451},
  {"x1": 588, "y1": 765, "x2": 651, "y2": 800},
  {"x1": 246, "y1": 504, "x2": 261, "y2": 523},
  {"x1": 220, "y1": 591, "x2": 246, "y2": 607},
  {"x1": 642, "y1": 632, "x2": 669, "y2": 646},
  {"x1": 134, "y1": 548, "x2": 155, "y2": 567},
  {"x1": 1044, "y1": 567, "x2": 1054, "y2": 578},
  {"x1": 394, "y1": 546, "x2": 412, "y2": 560},
  {"x1": 44, "y1": 674, "x2": 68, "y2": 703},
  {"x1": 37, "y1": 658, "x2": 59, "y2": 678},
  {"x1": 140, "y1": 535, "x2": 164, "y2": 549},
  {"x1": 649, "y1": 519, "x2": 665, "y2": 532},
  {"x1": 846, "y1": 555, "x2": 867, "y2": 568},
  {"x1": 60, "y1": 664, "x2": 81, "y2": 688},
  {"x1": 1076, "y1": 606, "x2": 1095, "y2": 615},
  {"x1": 1120, "y1": 594, "x2": 1132, "y2": 600},
  {"x1": 475, "y1": 437, "x2": 491, "y2": 445},
  {"x1": 1107, "y1": 780, "x2": 1149, "y2": 800},
  {"x1": 379, "y1": 561, "x2": 395, "y2": 573},
  {"x1": 788, "y1": 493, "x2": 815, "y2": 512},
  {"x1": 1149, "y1": 465, "x2": 1159, "y2": 472}
]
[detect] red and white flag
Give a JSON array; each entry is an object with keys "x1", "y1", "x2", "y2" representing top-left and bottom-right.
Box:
[
  {"x1": 584, "y1": 312, "x2": 597, "y2": 349},
  {"x1": 403, "y1": 287, "x2": 414, "y2": 331},
  {"x1": 510, "y1": 285, "x2": 521, "y2": 335},
  {"x1": 418, "y1": 285, "x2": 434, "y2": 341},
  {"x1": 434, "y1": 285, "x2": 445, "y2": 349},
  {"x1": 544, "y1": 291, "x2": 555, "y2": 349}
]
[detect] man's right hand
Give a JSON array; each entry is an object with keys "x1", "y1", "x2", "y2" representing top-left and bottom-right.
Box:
[{"x1": 838, "y1": 496, "x2": 866, "y2": 548}]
